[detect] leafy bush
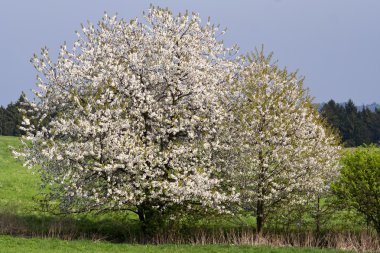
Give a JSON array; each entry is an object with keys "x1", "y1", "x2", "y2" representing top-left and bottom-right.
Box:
[{"x1": 333, "y1": 145, "x2": 380, "y2": 235}]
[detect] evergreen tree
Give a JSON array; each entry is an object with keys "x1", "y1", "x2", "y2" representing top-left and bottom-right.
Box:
[
  {"x1": 374, "y1": 109, "x2": 380, "y2": 144},
  {"x1": 0, "y1": 106, "x2": 6, "y2": 135},
  {"x1": 0, "y1": 102, "x2": 16, "y2": 136},
  {"x1": 358, "y1": 107, "x2": 375, "y2": 144},
  {"x1": 342, "y1": 99, "x2": 359, "y2": 146},
  {"x1": 0, "y1": 92, "x2": 29, "y2": 136},
  {"x1": 320, "y1": 100, "x2": 342, "y2": 128},
  {"x1": 320, "y1": 99, "x2": 344, "y2": 142}
]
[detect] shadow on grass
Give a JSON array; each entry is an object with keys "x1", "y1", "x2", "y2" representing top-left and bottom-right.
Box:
[
  {"x1": 0, "y1": 211, "x2": 379, "y2": 252},
  {"x1": 0, "y1": 210, "x2": 142, "y2": 242}
]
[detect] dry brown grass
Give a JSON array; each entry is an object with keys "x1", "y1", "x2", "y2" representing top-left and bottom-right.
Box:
[{"x1": 0, "y1": 212, "x2": 378, "y2": 252}]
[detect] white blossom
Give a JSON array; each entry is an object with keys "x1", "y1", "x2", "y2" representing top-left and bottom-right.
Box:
[
  {"x1": 20, "y1": 7, "x2": 240, "y2": 216},
  {"x1": 224, "y1": 51, "x2": 340, "y2": 230}
]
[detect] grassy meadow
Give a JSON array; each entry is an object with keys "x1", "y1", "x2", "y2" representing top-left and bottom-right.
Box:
[
  {"x1": 0, "y1": 235, "x2": 356, "y2": 253},
  {"x1": 0, "y1": 136, "x2": 378, "y2": 252},
  {"x1": 0, "y1": 136, "x2": 39, "y2": 212}
]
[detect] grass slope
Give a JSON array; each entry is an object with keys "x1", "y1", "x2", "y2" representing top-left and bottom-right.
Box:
[
  {"x1": 0, "y1": 235, "x2": 352, "y2": 253},
  {"x1": 0, "y1": 136, "x2": 39, "y2": 212}
]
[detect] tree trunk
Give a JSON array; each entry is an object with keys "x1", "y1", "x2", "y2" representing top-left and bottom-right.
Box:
[
  {"x1": 137, "y1": 204, "x2": 163, "y2": 240},
  {"x1": 315, "y1": 195, "x2": 321, "y2": 235},
  {"x1": 374, "y1": 220, "x2": 380, "y2": 239},
  {"x1": 137, "y1": 206, "x2": 148, "y2": 238},
  {"x1": 256, "y1": 150, "x2": 265, "y2": 235},
  {"x1": 256, "y1": 199, "x2": 264, "y2": 234}
]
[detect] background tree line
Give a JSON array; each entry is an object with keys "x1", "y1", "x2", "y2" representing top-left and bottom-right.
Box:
[{"x1": 320, "y1": 99, "x2": 380, "y2": 147}]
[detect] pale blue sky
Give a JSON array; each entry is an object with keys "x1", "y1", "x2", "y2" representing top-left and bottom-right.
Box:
[{"x1": 1, "y1": 0, "x2": 379, "y2": 106}]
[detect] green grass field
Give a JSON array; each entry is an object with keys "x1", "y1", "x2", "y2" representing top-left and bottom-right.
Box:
[
  {"x1": 0, "y1": 136, "x2": 39, "y2": 212},
  {"x1": 0, "y1": 235, "x2": 354, "y2": 253}
]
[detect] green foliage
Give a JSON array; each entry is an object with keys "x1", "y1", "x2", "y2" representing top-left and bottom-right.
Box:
[
  {"x1": 332, "y1": 145, "x2": 380, "y2": 234},
  {"x1": 265, "y1": 193, "x2": 367, "y2": 233}
]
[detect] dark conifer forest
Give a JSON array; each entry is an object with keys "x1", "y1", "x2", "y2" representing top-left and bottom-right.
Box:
[{"x1": 320, "y1": 99, "x2": 380, "y2": 147}]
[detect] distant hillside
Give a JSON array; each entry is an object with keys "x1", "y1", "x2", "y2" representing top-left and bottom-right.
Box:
[
  {"x1": 356, "y1": 102, "x2": 380, "y2": 112},
  {"x1": 316, "y1": 102, "x2": 380, "y2": 112}
]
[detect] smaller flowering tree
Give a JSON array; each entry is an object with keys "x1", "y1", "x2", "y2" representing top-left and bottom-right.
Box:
[
  {"x1": 17, "y1": 7, "x2": 239, "y2": 232},
  {"x1": 228, "y1": 50, "x2": 341, "y2": 233}
]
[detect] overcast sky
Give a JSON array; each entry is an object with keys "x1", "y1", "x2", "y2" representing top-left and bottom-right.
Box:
[{"x1": 1, "y1": 0, "x2": 379, "y2": 106}]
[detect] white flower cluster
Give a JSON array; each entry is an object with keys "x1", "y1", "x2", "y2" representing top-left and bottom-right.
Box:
[
  {"x1": 225, "y1": 53, "x2": 341, "y2": 215},
  {"x1": 20, "y1": 7, "x2": 240, "y2": 213}
]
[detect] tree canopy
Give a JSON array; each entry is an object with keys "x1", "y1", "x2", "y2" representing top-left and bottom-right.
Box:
[
  {"x1": 17, "y1": 7, "x2": 241, "y2": 230},
  {"x1": 16, "y1": 7, "x2": 342, "y2": 233},
  {"x1": 226, "y1": 51, "x2": 340, "y2": 233}
]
